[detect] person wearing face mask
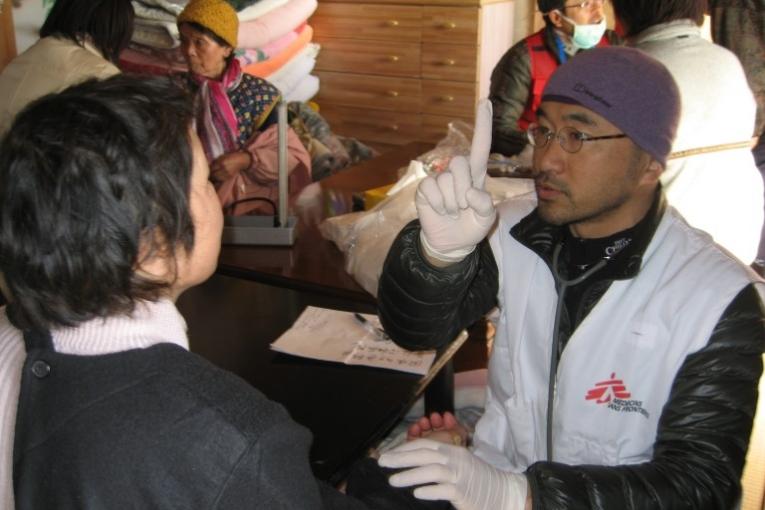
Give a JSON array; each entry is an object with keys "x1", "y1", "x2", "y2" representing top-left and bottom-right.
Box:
[
  {"x1": 489, "y1": 0, "x2": 621, "y2": 159},
  {"x1": 612, "y1": 0, "x2": 763, "y2": 265}
]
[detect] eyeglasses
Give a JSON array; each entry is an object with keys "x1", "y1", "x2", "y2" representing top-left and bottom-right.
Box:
[
  {"x1": 564, "y1": 0, "x2": 606, "y2": 9},
  {"x1": 527, "y1": 123, "x2": 627, "y2": 154}
]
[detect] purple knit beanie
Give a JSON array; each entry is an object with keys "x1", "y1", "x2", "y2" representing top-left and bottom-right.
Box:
[{"x1": 541, "y1": 46, "x2": 681, "y2": 166}]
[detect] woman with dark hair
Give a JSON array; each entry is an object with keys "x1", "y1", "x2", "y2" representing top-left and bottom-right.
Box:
[
  {"x1": 0, "y1": 0, "x2": 134, "y2": 136},
  {"x1": 0, "y1": 75, "x2": 375, "y2": 509},
  {"x1": 177, "y1": 0, "x2": 312, "y2": 216},
  {"x1": 612, "y1": 0, "x2": 763, "y2": 264}
]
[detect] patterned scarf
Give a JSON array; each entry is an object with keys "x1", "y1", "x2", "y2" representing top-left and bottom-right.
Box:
[{"x1": 190, "y1": 58, "x2": 244, "y2": 162}]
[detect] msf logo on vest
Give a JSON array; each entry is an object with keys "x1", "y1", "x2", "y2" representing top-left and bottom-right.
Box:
[{"x1": 585, "y1": 373, "x2": 650, "y2": 419}]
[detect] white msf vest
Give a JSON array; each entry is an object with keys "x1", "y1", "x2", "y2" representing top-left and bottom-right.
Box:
[{"x1": 472, "y1": 198, "x2": 762, "y2": 471}]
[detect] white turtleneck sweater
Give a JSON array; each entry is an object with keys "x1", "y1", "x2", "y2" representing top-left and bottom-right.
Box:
[{"x1": 0, "y1": 299, "x2": 188, "y2": 509}]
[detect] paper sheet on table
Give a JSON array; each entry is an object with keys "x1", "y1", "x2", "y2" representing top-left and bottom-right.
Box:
[{"x1": 270, "y1": 306, "x2": 436, "y2": 375}]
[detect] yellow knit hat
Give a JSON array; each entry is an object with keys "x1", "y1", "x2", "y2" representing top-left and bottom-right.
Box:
[{"x1": 177, "y1": 0, "x2": 239, "y2": 48}]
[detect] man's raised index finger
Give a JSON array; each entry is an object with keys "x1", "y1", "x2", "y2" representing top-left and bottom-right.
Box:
[{"x1": 469, "y1": 99, "x2": 493, "y2": 190}]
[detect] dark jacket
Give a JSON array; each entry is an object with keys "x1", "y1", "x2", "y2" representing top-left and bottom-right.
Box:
[
  {"x1": 13, "y1": 339, "x2": 370, "y2": 509},
  {"x1": 377, "y1": 194, "x2": 765, "y2": 509},
  {"x1": 489, "y1": 26, "x2": 621, "y2": 156},
  {"x1": 710, "y1": 0, "x2": 765, "y2": 137}
]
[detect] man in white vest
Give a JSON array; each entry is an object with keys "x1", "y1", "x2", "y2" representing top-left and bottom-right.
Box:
[{"x1": 373, "y1": 47, "x2": 765, "y2": 509}]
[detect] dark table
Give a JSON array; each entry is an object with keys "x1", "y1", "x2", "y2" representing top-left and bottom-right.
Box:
[
  {"x1": 177, "y1": 142, "x2": 473, "y2": 484},
  {"x1": 177, "y1": 273, "x2": 466, "y2": 483}
]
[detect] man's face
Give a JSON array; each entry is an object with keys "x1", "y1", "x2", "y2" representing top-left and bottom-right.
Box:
[
  {"x1": 556, "y1": 0, "x2": 606, "y2": 27},
  {"x1": 531, "y1": 101, "x2": 657, "y2": 238}
]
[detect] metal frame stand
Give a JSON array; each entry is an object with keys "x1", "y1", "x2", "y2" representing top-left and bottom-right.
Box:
[{"x1": 221, "y1": 99, "x2": 298, "y2": 246}]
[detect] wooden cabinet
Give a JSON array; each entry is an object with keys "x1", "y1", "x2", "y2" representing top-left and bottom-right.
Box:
[
  {"x1": 0, "y1": 4, "x2": 17, "y2": 73},
  {"x1": 311, "y1": 0, "x2": 514, "y2": 148}
]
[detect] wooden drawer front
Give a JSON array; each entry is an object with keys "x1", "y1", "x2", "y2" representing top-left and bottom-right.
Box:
[
  {"x1": 315, "y1": 71, "x2": 421, "y2": 112},
  {"x1": 422, "y1": 80, "x2": 475, "y2": 117},
  {"x1": 422, "y1": 43, "x2": 478, "y2": 82},
  {"x1": 311, "y1": 3, "x2": 422, "y2": 43},
  {"x1": 422, "y1": 113, "x2": 474, "y2": 143},
  {"x1": 316, "y1": 39, "x2": 421, "y2": 78},
  {"x1": 319, "y1": 104, "x2": 421, "y2": 145},
  {"x1": 422, "y1": 6, "x2": 479, "y2": 45}
]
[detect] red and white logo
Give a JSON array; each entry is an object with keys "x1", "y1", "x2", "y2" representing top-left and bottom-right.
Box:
[
  {"x1": 585, "y1": 373, "x2": 649, "y2": 418},
  {"x1": 585, "y1": 373, "x2": 631, "y2": 403}
]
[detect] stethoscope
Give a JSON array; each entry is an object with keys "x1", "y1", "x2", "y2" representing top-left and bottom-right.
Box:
[{"x1": 546, "y1": 241, "x2": 609, "y2": 461}]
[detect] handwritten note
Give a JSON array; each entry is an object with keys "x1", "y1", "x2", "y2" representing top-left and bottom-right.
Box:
[{"x1": 270, "y1": 307, "x2": 436, "y2": 375}]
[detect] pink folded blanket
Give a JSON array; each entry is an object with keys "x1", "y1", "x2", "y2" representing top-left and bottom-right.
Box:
[
  {"x1": 236, "y1": 22, "x2": 304, "y2": 66},
  {"x1": 237, "y1": 0, "x2": 317, "y2": 49},
  {"x1": 243, "y1": 24, "x2": 313, "y2": 78}
]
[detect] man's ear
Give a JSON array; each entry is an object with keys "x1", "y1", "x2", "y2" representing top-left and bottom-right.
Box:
[
  {"x1": 547, "y1": 10, "x2": 566, "y2": 29},
  {"x1": 640, "y1": 157, "x2": 664, "y2": 186}
]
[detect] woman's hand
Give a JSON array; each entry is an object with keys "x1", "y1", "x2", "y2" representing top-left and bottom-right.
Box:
[
  {"x1": 210, "y1": 151, "x2": 253, "y2": 183},
  {"x1": 407, "y1": 411, "x2": 469, "y2": 446}
]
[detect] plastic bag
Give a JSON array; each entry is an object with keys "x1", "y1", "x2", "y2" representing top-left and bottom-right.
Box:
[
  {"x1": 319, "y1": 165, "x2": 534, "y2": 297},
  {"x1": 320, "y1": 119, "x2": 535, "y2": 297},
  {"x1": 416, "y1": 120, "x2": 473, "y2": 174},
  {"x1": 319, "y1": 174, "x2": 421, "y2": 297}
]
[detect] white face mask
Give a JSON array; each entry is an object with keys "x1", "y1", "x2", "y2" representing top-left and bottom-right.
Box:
[{"x1": 559, "y1": 14, "x2": 607, "y2": 49}]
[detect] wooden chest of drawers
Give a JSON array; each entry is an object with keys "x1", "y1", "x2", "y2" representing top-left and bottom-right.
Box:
[{"x1": 311, "y1": 0, "x2": 515, "y2": 148}]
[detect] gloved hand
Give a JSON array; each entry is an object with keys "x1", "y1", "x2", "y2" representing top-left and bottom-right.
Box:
[
  {"x1": 378, "y1": 438, "x2": 528, "y2": 510},
  {"x1": 416, "y1": 100, "x2": 497, "y2": 264}
]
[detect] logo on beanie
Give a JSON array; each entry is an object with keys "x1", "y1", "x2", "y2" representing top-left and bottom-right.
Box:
[{"x1": 573, "y1": 83, "x2": 612, "y2": 109}]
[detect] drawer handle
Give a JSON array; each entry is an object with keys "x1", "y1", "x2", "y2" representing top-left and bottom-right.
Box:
[
  {"x1": 390, "y1": 124, "x2": 399, "y2": 132},
  {"x1": 441, "y1": 59, "x2": 456, "y2": 66},
  {"x1": 443, "y1": 21, "x2": 457, "y2": 29},
  {"x1": 388, "y1": 55, "x2": 400, "y2": 62},
  {"x1": 387, "y1": 90, "x2": 400, "y2": 97},
  {"x1": 387, "y1": 20, "x2": 399, "y2": 27},
  {"x1": 440, "y1": 95, "x2": 455, "y2": 102}
]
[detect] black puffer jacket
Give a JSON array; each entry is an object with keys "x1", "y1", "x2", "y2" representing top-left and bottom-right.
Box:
[{"x1": 378, "y1": 197, "x2": 765, "y2": 509}]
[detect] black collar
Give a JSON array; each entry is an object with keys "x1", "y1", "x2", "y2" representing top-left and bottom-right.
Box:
[{"x1": 510, "y1": 187, "x2": 667, "y2": 281}]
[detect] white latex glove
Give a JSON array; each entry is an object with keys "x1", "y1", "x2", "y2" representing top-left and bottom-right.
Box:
[
  {"x1": 378, "y1": 439, "x2": 528, "y2": 510},
  {"x1": 416, "y1": 100, "x2": 497, "y2": 263}
]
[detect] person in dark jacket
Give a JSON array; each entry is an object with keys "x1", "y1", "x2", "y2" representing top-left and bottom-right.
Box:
[
  {"x1": 489, "y1": 0, "x2": 620, "y2": 158},
  {"x1": 374, "y1": 47, "x2": 765, "y2": 509},
  {"x1": 0, "y1": 75, "x2": 377, "y2": 509}
]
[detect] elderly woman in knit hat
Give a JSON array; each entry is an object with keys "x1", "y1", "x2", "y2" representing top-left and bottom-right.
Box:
[{"x1": 177, "y1": 0, "x2": 311, "y2": 215}]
